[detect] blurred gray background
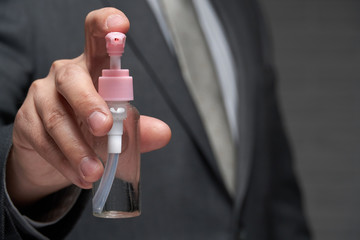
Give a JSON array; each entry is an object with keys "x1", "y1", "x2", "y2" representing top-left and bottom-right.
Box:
[{"x1": 259, "y1": 0, "x2": 360, "y2": 239}]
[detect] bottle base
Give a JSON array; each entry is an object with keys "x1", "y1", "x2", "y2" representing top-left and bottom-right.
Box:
[{"x1": 93, "y1": 210, "x2": 141, "y2": 219}]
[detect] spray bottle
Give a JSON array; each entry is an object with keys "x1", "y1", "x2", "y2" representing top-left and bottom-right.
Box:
[{"x1": 92, "y1": 32, "x2": 140, "y2": 218}]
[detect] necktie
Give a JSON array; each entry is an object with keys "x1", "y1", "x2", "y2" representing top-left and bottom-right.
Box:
[{"x1": 159, "y1": 0, "x2": 236, "y2": 194}]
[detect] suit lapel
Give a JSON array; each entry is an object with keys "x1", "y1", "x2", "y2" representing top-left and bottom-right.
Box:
[
  {"x1": 104, "y1": 0, "x2": 231, "y2": 196},
  {"x1": 209, "y1": 0, "x2": 261, "y2": 217}
]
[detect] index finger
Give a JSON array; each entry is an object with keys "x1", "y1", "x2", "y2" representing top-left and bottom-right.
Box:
[{"x1": 84, "y1": 7, "x2": 130, "y2": 78}]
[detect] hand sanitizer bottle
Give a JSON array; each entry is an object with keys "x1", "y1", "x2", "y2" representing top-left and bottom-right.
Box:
[{"x1": 92, "y1": 32, "x2": 140, "y2": 218}]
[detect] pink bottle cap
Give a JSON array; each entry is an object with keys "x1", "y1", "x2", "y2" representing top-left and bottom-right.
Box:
[{"x1": 98, "y1": 69, "x2": 133, "y2": 101}]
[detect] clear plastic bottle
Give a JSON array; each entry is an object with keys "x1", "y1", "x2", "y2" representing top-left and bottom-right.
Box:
[{"x1": 92, "y1": 32, "x2": 140, "y2": 218}]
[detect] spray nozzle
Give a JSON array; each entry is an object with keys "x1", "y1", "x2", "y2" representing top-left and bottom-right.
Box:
[{"x1": 105, "y1": 32, "x2": 126, "y2": 56}]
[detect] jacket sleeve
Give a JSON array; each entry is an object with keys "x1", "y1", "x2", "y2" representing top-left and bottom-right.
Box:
[{"x1": 0, "y1": 1, "x2": 88, "y2": 239}]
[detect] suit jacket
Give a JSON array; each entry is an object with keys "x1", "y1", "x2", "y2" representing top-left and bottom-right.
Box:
[{"x1": 0, "y1": 0, "x2": 311, "y2": 239}]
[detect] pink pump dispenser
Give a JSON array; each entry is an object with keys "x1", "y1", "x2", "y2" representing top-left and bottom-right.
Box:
[
  {"x1": 93, "y1": 32, "x2": 141, "y2": 218},
  {"x1": 98, "y1": 32, "x2": 133, "y2": 102}
]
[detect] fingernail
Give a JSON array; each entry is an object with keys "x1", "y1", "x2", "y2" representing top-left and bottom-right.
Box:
[
  {"x1": 88, "y1": 111, "x2": 107, "y2": 134},
  {"x1": 106, "y1": 14, "x2": 123, "y2": 29},
  {"x1": 80, "y1": 157, "x2": 101, "y2": 179}
]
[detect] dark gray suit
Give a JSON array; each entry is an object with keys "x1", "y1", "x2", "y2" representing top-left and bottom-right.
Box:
[{"x1": 0, "y1": 0, "x2": 311, "y2": 239}]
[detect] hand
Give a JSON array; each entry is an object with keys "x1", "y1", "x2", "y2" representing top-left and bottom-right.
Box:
[{"x1": 6, "y1": 8, "x2": 171, "y2": 207}]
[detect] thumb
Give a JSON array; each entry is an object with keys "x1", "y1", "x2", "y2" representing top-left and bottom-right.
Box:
[{"x1": 84, "y1": 7, "x2": 130, "y2": 79}]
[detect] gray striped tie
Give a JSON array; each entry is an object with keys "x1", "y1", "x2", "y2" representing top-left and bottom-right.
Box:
[{"x1": 159, "y1": 0, "x2": 236, "y2": 194}]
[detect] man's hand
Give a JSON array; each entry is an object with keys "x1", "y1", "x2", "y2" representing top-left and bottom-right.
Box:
[{"x1": 6, "y1": 8, "x2": 171, "y2": 207}]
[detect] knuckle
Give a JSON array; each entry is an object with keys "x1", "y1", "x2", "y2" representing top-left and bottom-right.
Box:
[
  {"x1": 28, "y1": 79, "x2": 44, "y2": 94},
  {"x1": 15, "y1": 106, "x2": 28, "y2": 124},
  {"x1": 36, "y1": 136, "x2": 55, "y2": 156},
  {"x1": 62, "y1": 137, "x2": 81, "y2": 154},
  {"x1": 76, "y1": 92, "x2": 98, "y2": 113},
  {"x1": 13, "y1": 106, "x2": 40, "y2": 149},
  {"x1": 44, "y1": 108, "x2": 67, "y2": 133},
  {"x1": 15, "y1": 105, "x2": 35, "y2": 131},
  {"x1": 50, "y1": 59, "x2": 67, "y2": 72},
  {"x1": 13, "y1": 109, "x2": 30, "y2": 145},
  {"x1": 55, "y1": 63, "x2": 84, "y2": 89}
]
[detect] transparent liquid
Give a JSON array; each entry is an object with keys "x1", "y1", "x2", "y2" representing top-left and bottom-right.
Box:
[
  {"x1": 92, "y1": 103, "x2": 140, "y2": 218},
  {"x1": 93, "y1": 178, "x2": 140, "y2": 218}
]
